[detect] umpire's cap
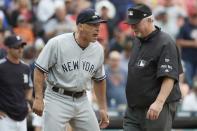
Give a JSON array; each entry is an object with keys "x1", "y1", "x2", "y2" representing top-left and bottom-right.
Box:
[
  {"x1": 76, "y1": 8, "x2": 107, "y2": 25},
  {"x1": 126, "y1": 4, "x2": 152, "y2": 24},
  {"x1": 4, "y1": 35, "x2": 26, "y2": 48}
]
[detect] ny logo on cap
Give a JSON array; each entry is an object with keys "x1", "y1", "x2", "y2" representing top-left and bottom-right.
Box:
[
  {"x1": 92, "y1": 12, "x2": 99, "y2": 19},
  {"x1": 128, "y1": 11, "x2": 133, "y2": 16},
  {"x1": 92, "y1": 15, "x2": 99, "y2": 19},
  {"x1": 95, "y1": 12, "x2": 99, "y2": 16},
  {"x1": 16, "y1": 36, "x2": 21, "y2": 40}
]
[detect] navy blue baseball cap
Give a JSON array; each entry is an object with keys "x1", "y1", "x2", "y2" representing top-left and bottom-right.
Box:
[
  {"x1": 76, "y1": 8, "x2": 107, "y2": 25},
  {"x1": 126, "y1": 4, "x2": 152, "y2": 24},
  {"x1": 4, "y1": 35, "x2": 26, "y2": 48}
]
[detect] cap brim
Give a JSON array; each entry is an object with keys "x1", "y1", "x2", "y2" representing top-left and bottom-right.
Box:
[
  {"x1": 86, "y1": 19, "x2": 107, "y2": 24},
  {"x1": 125, "y1": 18, "x2": 141, "y2": 25},
  {"x1": 10, "y1": 41, "x2": 26, "y2": 48}
]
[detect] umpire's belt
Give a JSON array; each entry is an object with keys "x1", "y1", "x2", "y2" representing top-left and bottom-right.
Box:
[{"x1": 52, "y1": 87, "x2": 85, "y2": 98}]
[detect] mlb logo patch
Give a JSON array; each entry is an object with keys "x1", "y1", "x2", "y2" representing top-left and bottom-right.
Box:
[
  {"x1": 16, "y1": 36, "x2": 21, "y2": 40},
  {"x1": 128, "y1": 11, "x2": 133, "y2": 16},
  {"x1": 137, "y1": 60, "x2": 147, "y2": 67}
]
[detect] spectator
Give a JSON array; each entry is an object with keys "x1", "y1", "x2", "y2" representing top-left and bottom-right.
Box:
[
  {"x1": 9, "y1": 0, "x2": 33, "y2": 27},
  {"x1": 176, "y1": 3, "x2": 197, "y2": 88},
  {"x1": 0, "y1": 28, "x2": 6, "y2": 58},
  {"x1": 179, "y1": 74, "x2": 190, "y2": 99},
  {"x1": 109, "y1": 27, "x2": 127, "y2": 53},
  {"x1": 154, "y1": 0, "x2": 186, "y2": 39},
  {"x1": 95, "y1": 0, "x2": 117, "y2": 41},
  {"x1": 13, "y1": 14, "x2": 35, "y2": 45},
  {"x1": 97, "y1": 6, "x2": 109, "y2": 48},
  {"x1": 153, "y1": 6, "x2": 168, "y2": 32},
  {"x1": 182, "y1": 76, "x2": 197, "y2": 111},
  {"x1": 36, "y1": 0, "x2": 55, "y2": 22},
  {"x1": 44, "y1": 1, "x2": 76, "y2": 40},
  {"x1": 120, "y1": 36, "x2": 133, "y2": 73},
  {"x1": 105, "y1": 51, "x2": 127, "y2": 109},
  {"x1": 0, "y1": 10, "x2": 9, "y2": 30}
]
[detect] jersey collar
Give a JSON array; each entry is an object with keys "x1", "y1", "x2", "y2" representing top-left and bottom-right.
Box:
[
  {"x1": 138, "y1": 26, "x2": 160, "y2": 42},
  {"x1": 73, "y1": 32, "x2": 86, "y2": 50}
]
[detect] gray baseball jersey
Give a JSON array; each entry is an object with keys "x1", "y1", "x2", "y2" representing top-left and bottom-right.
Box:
[{"x1": 35, "y1": 33, "x2": 106, "y2": 92}]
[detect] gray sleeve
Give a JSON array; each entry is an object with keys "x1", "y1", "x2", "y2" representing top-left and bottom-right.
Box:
[
  {"x1": 92, "y1": 65, "x2": 106, "y2": 81},
  {"x1": 92, "y1": 47, "x2": 106, "y2": 81},
  {"x1": 35, "y1": 38, "x2": 57, "y2": 73}
]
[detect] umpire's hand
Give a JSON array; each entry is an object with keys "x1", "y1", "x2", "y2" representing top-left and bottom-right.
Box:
[
  {"x1": 32, "y1": 98, "x2": 44, "y2": 116},
  {"x1": 99, "y1": 109, "x2": 110, "y2": 128},
  {"x1": 146, "y1": 100, "x2": 164, "y2": 120}
]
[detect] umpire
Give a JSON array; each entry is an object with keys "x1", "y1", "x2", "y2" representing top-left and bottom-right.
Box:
[{"x1": 124, "y1": 4, "x2": 183, "y2": 131}]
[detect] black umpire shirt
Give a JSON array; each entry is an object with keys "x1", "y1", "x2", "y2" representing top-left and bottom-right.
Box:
[
  {"x1": 126, "y1": 27, "x2": 183, "y2": 108},
  {"x1": 0, "y1": 58, "x2": 32, "y2": 121}
]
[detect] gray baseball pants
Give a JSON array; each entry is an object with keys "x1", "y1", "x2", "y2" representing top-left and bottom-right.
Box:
[
  {"x1": 123, "y1": 102, "x2": 178, "y2": 131},
  {"x1": 43, "y1": 87, "x2": 100, "y2": 131}
]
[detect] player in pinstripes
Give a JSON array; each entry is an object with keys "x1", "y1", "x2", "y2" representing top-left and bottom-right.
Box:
[{"x1": 32, "y1": 8, "x2": 109, "y2": 131}]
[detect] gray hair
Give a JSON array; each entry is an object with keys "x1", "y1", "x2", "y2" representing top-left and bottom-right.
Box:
[{"x1": 145, "y1": 15, "x2": 154, "y2": 22}]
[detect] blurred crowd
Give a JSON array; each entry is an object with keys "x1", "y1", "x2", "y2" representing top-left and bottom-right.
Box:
[{"x1": 0, "y1": 0, "x2": 197, "y2": 130}]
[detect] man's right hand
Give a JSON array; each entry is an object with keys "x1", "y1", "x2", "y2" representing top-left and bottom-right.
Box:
[
  {"x1": 32, "y1": 98, "x2": 44, "y2": 116},
  {"x1": 0, "y1": 111, "x2": 6, "y2": 119}
]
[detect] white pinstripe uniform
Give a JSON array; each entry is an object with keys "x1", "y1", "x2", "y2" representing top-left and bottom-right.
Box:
[{"x1": 35, "y1": 33, "x2": 106, "y2": 131}]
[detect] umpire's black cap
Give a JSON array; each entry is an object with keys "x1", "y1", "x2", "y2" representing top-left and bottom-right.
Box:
[
  {"x1": 126, "y1": 4, "x2": 152, "y2": 24},
  {"x1": 76, "y1": 8, "x2": 107, "y2": 25},
  {"x1": 4, "y1": 35, "x2": 26, "y2": 48}
]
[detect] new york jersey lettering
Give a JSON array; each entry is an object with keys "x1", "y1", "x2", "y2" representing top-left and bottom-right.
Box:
[
  {"x1": 62, "y1": 60, "x2": 95, "y2": 74},
  {"x1": 62, "y1": 61, "x2": 79, "y2": 72}
]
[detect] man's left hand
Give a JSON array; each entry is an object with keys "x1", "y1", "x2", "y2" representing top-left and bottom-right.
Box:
[
  {"x1": 99, "y1": 109, "x2": 109, "y2": 128},
  {"x1": 146, "y1": 100, "x2": 164, "y2": 120}
]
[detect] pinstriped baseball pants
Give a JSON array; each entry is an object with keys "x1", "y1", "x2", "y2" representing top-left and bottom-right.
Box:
[{"x1": 43, "y1": 87, "x2": 100, "y2": 131}]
